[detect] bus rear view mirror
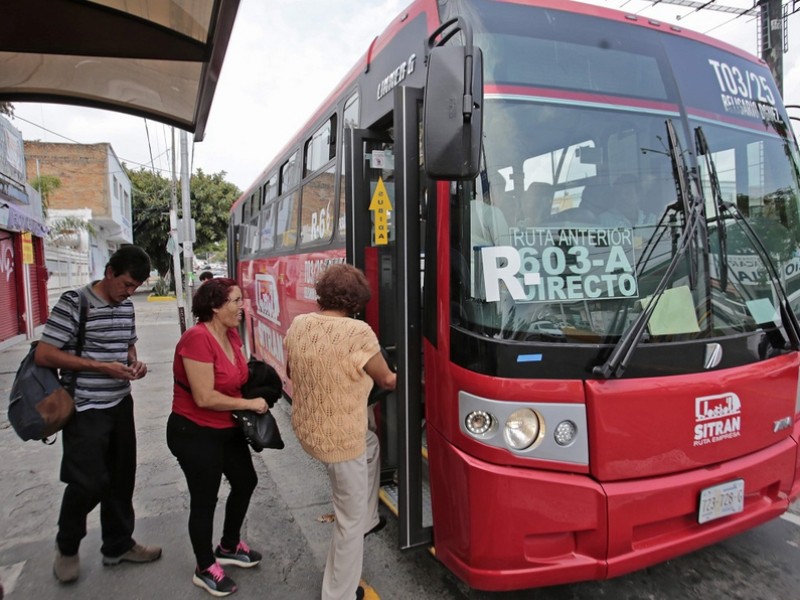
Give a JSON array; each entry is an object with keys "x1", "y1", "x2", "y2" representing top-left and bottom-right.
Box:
[{"x1": 423, "y1": 45, "x2": 483, "y2": 180}]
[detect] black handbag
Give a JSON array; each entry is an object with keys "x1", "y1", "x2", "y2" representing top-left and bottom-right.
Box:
[
  {"x1": 174, "y1": 357, "x2": 285, "y2": 452},
  {"x1": 235, "y1": 357, "x2": 285, "y2": 452},
  {"x1": 231, "y1": 409, "x2": 284, "y2": 452}
]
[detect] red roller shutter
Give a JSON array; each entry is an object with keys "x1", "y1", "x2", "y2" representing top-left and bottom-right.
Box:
[{"x1": 0, "y1": 231, "x2": 21, "y2": 341}]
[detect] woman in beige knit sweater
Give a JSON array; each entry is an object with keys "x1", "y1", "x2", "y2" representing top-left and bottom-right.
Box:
[{"x1": 285, "y1": 263, "x2": 396, "y2": 600}]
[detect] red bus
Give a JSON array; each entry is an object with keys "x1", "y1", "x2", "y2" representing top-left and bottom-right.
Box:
[{"x1": 229, "y1": 0, "x2": 800, "y2": 591}]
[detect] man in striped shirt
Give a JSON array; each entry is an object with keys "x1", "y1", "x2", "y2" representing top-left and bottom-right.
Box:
[{"x1": 35, "y1": 245, "x2": 162, "y2": 584}]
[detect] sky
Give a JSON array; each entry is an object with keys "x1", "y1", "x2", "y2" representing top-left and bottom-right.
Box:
[{"x1": 7, "y1": 0, "x2": 800, "y2": 193}]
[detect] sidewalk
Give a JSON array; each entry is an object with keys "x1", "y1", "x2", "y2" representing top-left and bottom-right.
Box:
[{"x1": 0, "y1": 292, "x2": 325, "y2": 599}]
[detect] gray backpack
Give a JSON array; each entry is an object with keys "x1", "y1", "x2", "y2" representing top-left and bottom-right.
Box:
[{"x1": 8, "y1": 292, "x2": 88, "y2": 443}]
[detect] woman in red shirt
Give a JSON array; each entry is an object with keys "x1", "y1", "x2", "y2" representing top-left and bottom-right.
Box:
[{"x1": 167, "y1": 278, "x2": 269, "y2": 597}]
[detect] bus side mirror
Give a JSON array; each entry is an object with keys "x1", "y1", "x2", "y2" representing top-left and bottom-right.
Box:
[{"x1": 423, "y1": 45, "x2": 483, "y2": 180}]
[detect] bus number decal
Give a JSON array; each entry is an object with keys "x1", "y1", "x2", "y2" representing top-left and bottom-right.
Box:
[
  {"x1": 707, "y1": 59, "x2": 779, "y2": 122},
  {"x1": 309, "y1": 207, "x2": 333, "y2": 242},
  {"x1": 481, "y1": 227, "x2": 638, "y2": 303}
]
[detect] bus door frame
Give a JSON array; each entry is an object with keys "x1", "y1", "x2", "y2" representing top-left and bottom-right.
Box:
[{"x1": 344, "y1": 85, "x2": 431, "y2": 550}]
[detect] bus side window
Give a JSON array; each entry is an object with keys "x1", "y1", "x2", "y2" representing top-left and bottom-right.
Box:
[
  {"x1": 276, "y1": 191, "x2": 300, "y2": 249},
  {"x1": 304, "y1": 116, "x2": 337, "y2": 177},
  {"x1": 337, "y1": 92, "x2": 360, "y2": 241},
  {"x1": 300, "y1": 166, "x2": 336, "y2": 246},
  {"x1": 280, "y1": 152, "x2": 299, "y2": 193},
  {"x1": 265, "y1": 173, "x2": 278, "y2": 203},
  {"x1": 260, "y1": 203, "x2": 276, "y2": 251}
]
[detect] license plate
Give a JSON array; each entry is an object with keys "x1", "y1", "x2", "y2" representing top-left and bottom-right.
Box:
[{"x1": 698, "y1": 479, "x2": 745, "y2": 524}]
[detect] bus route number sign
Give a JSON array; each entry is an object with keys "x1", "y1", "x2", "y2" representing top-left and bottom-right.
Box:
[
  {"x1": 697, "y1": 478, "x2": 744, "y2": 524},
  {"x1": 482, "y1": 226, "x2": 639, "y2": 303}
]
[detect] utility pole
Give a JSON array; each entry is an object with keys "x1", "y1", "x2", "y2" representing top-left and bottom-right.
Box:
[
  {"x1": 758, "y1": 0, "x2": 785, "y2": 95},
  {"x1": 180, "y1": 130, "x2": 194, "y2": 316},
  {"x1": 169, "y1": 127, "x2": 187, "y2": 333}
]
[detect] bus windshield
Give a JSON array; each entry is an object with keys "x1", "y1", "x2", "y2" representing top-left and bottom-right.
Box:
[{"x1": 450, "y1": 0, "x2": 800, "y2": 345}]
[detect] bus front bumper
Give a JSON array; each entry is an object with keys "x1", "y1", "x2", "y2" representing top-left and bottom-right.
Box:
[{"x1": 427, "y1": 426, "x2": 797, "y2": 592}]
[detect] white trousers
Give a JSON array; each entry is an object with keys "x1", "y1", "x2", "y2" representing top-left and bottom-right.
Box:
[{"x1": 321, "y1": 429, "x2": 380, "y2": 600}]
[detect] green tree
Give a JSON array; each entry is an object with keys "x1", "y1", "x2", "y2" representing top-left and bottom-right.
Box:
[
  {"x1": 29, "y1": 174, "x2": 62, "y2": 217},
  {"x1": 0, "y1": 102, "x2": 13, "y2": 117},
  {"x1": 128, "y1": 167, "x2": 172, "y2": 276},
  {"x1": 190, "y1": 168, "x2": 241, "y2": 254},
  {"x1": 127, "y1": 166, "x2": 240, "y2": 277}
]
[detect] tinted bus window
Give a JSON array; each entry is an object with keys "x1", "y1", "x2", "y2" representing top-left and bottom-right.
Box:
[
  {"x1": 300, "y1": 165, "x2": 336, "y2": 246},
  {"x1": 260, "y1": 202, "x2": 276, "y2": 251},
  {"x1": 338, "y1": 93, "x2": 360, "y2": 239},
  {"x1": 305, "y1": 116, "x2": 337, "y2": 176},
  {"x1": 472, "y1": 1, "x2": 668, "y2": 101},
  {"x1": 265, "y1": 174, "x2": 278, "y2": 203},
  {"x1": 276, "y1": 190, "x2": 299, "y2": 249},
  {"x1": 280, "y1": 152, "x2": 299, "y2": 194},
  {"x1": 343, "y1": 93, "x2": 359, "y2": 128},
  {"x1": 239, "y1": 214, "x2": 259, "y2": 257}
]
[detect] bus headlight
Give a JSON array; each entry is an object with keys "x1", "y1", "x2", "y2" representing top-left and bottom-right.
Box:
[
  {"x1": 503, "y1": 408, "x2": 542, "y2": 450},
  {"x1": 465, "y1": 410, "x2": 493, "y2": 436},
  {"x1": 553, "y1": 420, "x2": 578, "y2": 446}
]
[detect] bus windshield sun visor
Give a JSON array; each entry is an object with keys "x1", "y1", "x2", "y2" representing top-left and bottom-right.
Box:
[
  {"x1": 593, "y1": 120, "x2": 705, "y2": 379},
  {"x1": 695, "y1": 126, "x2": 800, "y2": 352}
]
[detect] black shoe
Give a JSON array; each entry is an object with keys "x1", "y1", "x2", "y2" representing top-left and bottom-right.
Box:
[
  {"x1": 193, "y1": 563, "x2": 237, "y2": 597},
  {"x1": 364, "y1": 516, "x2": 386, "y2": 537},
  {"x1": 356, "y1": 585, "x2": 365, "y2": 600},
  {"x1": 214, "y1": 540, "x2": 262, "y2": 568}
]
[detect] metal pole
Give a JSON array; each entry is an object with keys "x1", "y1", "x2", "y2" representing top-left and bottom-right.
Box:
[
  {"x1": 760, "y1": 0, "x2": 784, "y2": 95},
  {"x1": 180, "y1": 130, "x2": 194, "y2": 316},
  {"x1": 170, "y1": 127, "x2": 187, "y2": 332}
]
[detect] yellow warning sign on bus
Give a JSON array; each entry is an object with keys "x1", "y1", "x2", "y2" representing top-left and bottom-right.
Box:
[{"x1": 368, "y1": 177, "x2": 392, "y2": 246}]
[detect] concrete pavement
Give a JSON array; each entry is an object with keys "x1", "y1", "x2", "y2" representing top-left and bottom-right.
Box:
[{"x1": 0, "y1": 292, "x2": 336, "y2": 600}]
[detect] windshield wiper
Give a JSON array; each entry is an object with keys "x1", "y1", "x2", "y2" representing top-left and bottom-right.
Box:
[
  {"x1": 593, "y1": 119, "x2": 704, "y2": 378},
  {"x1": 694, "y1": 127, "x2": 729, "y2": 292},
  {"x1": 694, "y1": 128, "x2": 800, "y2": 349}
]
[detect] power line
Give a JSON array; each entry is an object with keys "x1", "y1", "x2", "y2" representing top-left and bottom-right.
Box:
[
  {"x1": 14, "y1": 113, "x2": 175, "y2": 175},
  {"x1": 12, "y1": 113, "x2": 82, "y2": 144}
]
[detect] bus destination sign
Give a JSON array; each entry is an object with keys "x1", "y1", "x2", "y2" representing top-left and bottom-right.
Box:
[{"x1": 481, "y1": 227, "x2": 639, "y2": 303}]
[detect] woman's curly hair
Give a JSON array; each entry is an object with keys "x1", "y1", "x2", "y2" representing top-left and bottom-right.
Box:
[
  {"x1": 192, "y1": 277, "x2": 238, "y2": 322},
  {"x1": 315, "y1": 263, "x2": 371, "y2": 316}
]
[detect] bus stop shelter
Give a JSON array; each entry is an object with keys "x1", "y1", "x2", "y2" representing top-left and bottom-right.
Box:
[{"x1": 0, "y1": 0, "x2": 240, "y2": 139}]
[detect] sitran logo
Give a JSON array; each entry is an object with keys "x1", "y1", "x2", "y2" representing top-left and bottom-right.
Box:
[{"x1": 693, "y1": 392, "x2": 742, "y2": 446}]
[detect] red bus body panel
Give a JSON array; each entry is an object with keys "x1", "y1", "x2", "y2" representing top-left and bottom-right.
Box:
[
  {"x1": 428, "y1": 427, "x2": 608, "y2": 591},
  {"x1": 230, "y1": 0, "x2": 800, "y2": 592},
  {"x1": 586, "y1": 355, "x2": 799, "y2": 481},
  {"x1": 426, "y1": 346, "x2": 799, "y2": 591},
  {"x1": 238, "y1": 249, "x2": 346, "y2": 396}
]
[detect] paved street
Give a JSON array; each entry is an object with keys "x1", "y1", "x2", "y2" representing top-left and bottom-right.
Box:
[
  {"x1": 0, "y1": 292, "x2": 798, "y2": 600},
  {"x1": 0, "y1": 294, "x2": 325, "y2": 600},
  {"x1": 0, "y1": 292, "x2": 455, "y2": 600}
]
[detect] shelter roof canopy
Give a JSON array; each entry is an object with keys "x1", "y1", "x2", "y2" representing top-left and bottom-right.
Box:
[{"x1": 0, "y1": 0, "x2": 240, "y2": 141}]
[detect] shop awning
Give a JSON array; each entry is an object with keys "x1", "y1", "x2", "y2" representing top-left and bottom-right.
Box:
[{"x1": 0, "y1": 0, "x2": 240, "y2": 141}]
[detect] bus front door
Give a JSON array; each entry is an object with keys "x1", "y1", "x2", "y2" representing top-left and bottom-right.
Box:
[{"x1": 346, "y1": 87, "x2": 430, "y2": 549}]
